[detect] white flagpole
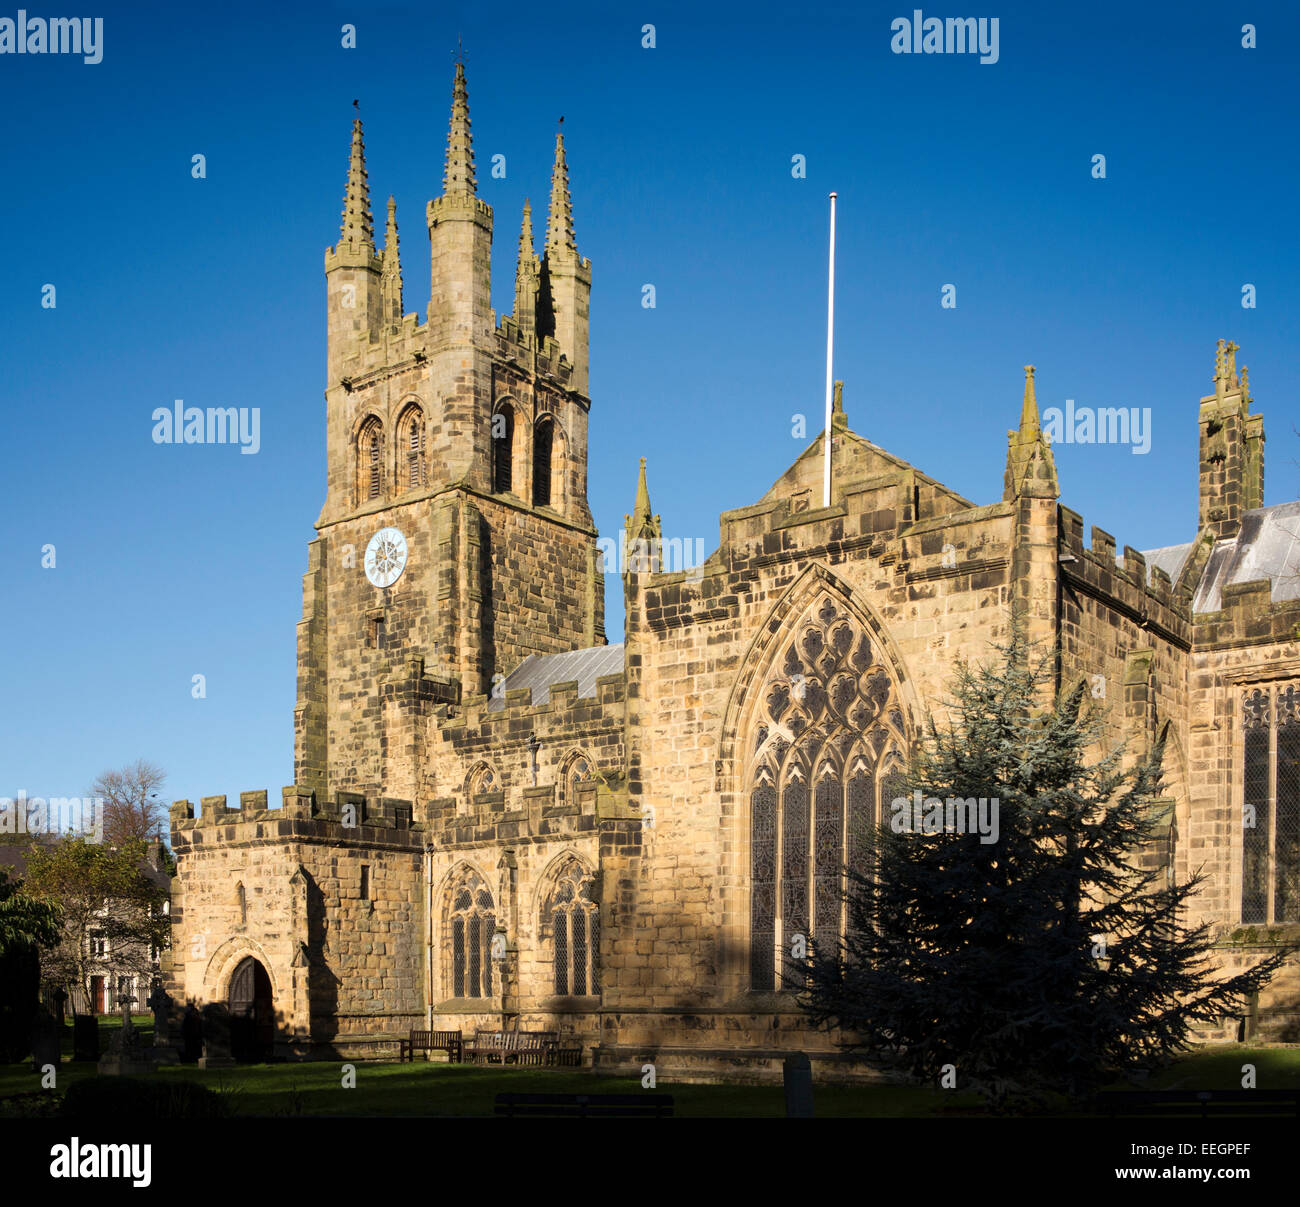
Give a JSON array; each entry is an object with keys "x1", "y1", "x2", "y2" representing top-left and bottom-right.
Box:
[{"x1": 822, "y1": 192, "x2": 837, "y2": 509}]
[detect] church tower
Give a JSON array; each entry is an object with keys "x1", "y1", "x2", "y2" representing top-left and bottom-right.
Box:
[{"x1": 295, "y1": 63, "x2": 604, "y2": 806}]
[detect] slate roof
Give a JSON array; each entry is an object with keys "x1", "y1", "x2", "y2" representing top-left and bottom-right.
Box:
[
  {"x1": 1191, "y1": 501, "x2": 1300, "y2": 613},
  {"x1": 487, "y1": 643, "x2": 625, "y2": 711},
  {"x1": 1136, "y1": 501, "x2": 1300, "y2": 613}
]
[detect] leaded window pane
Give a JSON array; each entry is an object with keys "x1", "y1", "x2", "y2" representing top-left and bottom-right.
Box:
[
  {"x1": 781, "y1": 777, "x2": 809, "y2": 987},
  {"x1": 847, "y1": 770, "x2": 874, "y2": 882},
  {"x1": 452, "y1": 917, "x2": 465, "y2": 997},
  {"x1": 589, "y1": 907, "x2": 600, "y2": 994},
  {"x1": 468, "y1": 915, "x2": 481, "y2": 997},
  {"x1": 554, "y1": 909, "x2": 569, "y2": 995},
  {"x1": 750, "y1": 782, "x2": 777, "y2": 991},
  {"x1": 572, "y1": 909, "x2": 588, "y2": 996},
  {"x1": 1243, "y1": 720, "x2": 1270, "y2": 924},
  {"x1": 1275, "y1": 715, "x2": 1300, "y2": 923},
  {"x1": 814, "y1": 774, "x2": 843, "y2": 948}
]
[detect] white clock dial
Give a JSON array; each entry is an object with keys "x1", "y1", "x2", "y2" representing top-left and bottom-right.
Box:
[{"x1": 364, "y1": 527, "x2": 408, "y2": 588}]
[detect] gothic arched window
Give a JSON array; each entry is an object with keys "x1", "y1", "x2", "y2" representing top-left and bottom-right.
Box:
[
  {"x1": 447, "y1": 869, "x2": 497, "y2": 999},
  {"x1": 532, "y1": 414, "x2": 554, "y2": 507},
  {"x1": 1241, "y1": 683, "x2": 1300, "y2": 924},
  {"x1": 561, "y1": 752, "x2": 592, "y2": 808},
  {"x1": 746, "y1": 594, "x2": 906, "y2": 991},
  {"x1": 543, "y1": 859, "x2": 599, "y2": 996},
  {"x1": 358, "y1": 417, "x2": 383, "y2": 502},
  {"x1": 398, "y1": 404, "x2": 425, "y2": 489},
  {"x1": 492, "y1": 405, "x2": 514, "y2": 494}
]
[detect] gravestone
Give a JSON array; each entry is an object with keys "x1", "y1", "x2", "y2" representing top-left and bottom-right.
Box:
[
  {"x1": 199, "y1": 1002, "x2": 235, "y2": 1068},
  {"x1": 29, "y1": 1006, "x2": 60, "y2": 1074},
  {"x1": 783, "y1": 1052, "x2": 814, "y2": 1118},
  {"x1": 98, "y1": 987, "x2": 156, "y2": 1075},
  {"x1": 146, "y1": 983, "x2": 180, "y2": 1065}
]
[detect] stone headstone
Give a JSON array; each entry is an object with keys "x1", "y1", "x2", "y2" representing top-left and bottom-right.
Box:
[
  {"x1": 147, "y1": 984, "x2": 173, "y2": 1046},
  {"x1": 29, "y1": 1006, "x2": 60, "y2": 1074},
  {"x1": 52, "y1": 988, "x2": 67, "y2": 1027},
  {"x1": 199, "y1": 1002, "x2": 235, "y2": 1068},
  {"x1": 783, "y1": 1052, "x2": 814, "y2": 1118}
]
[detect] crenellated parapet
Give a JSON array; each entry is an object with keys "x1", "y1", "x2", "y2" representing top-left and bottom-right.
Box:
[
  {"x1": 1056, "y1": 507, "x2": 1192, "y2": 649},
  {"x1": 170, "y1": 784, "x2": 425, "y2": 855}
]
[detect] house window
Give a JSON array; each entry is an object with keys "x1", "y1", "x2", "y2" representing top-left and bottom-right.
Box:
[
  {"x1": 90, "y1": 931, "x2": 107, "y2": 959},
  {"x1": 1241, "y1": 684, "x2": 1300, "y2": 924},
  {"x1": 747, "y1": 594, "x2": 905, "y2": 990},
  {"x1": 546, "y1": 861, "x2": 599, "y2": 996},
  {"x1": 448, "y1": 871, "x2": 496, "y2": 999}
]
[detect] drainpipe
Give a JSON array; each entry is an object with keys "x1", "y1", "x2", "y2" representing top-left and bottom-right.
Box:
[{"x1": 425, "y1": 847, "x2": 433, "y2": 1031}]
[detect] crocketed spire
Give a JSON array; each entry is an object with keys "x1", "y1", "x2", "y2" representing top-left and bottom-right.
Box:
[
  {"x1": 442, "y1": 61, "x2": 476, "y2": 197},
  {"x1": 545, "y1": 124, "x2": 575, "y2": 255},
  {"x1": 339, "y1": 117, "x2": 375, "y2": 249}
]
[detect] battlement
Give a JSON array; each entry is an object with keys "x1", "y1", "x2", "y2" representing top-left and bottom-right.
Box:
[
  {"x1": 1057, "y1": 507, "x2": 1191, "y2": 647},
  {"x1": 170, "y1": 784, "x2": 424, "y2": 851},
  {"x1": 451, "y1": 670, "x2": 625, "y2": 732},
  {"x1": 492, "y1": 320, "x2": 574, "y2": 388}
]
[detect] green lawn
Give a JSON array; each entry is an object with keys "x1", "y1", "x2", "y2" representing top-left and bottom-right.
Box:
[{"x1": 3, "y1": 1037, "x2": 1299, "y2": 1117}]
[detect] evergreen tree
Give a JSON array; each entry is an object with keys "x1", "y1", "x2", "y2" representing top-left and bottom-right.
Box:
[{"x1": 797, "y1": 631, "x2": 1293, "y2": 1108}]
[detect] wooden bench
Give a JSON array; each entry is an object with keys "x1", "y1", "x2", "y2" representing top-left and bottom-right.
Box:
[
  {"x1": 465, "y1": 1030, "x2": 557, "y2": 1067},
  {"x1": 399, "y1": 1029, "x2": 463, "y2": 1064},
  {"x1": 1095, "y1": 1089, "x2": 1300, "y2": 1118},
  {"x1": 496, "y1": 1092, "x2": 674, "y2": 1118}
]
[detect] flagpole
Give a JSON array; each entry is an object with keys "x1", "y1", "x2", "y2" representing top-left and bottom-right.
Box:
[{"x1": 823, "y1": 192, "x2": 837, "y2": 509}]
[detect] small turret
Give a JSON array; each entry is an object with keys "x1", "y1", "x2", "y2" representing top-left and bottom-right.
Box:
[
  {"x1": 538, "y1": 121, "x2": 591, "y2": 395},
  {"x1": 1003, "y1": 365, "x2": 1059, "y2": 501},
  {"x1": 381, "y1": 195, "x2": 403, "y2": 327},
  {"x1": 1200, "y1": 338, "x2": 1265, "y2": 537},
  {"x1": 624, "y1": 457, "x2": 662, "y2": 579},
  {"x1": 513, "y1": 199, "x2": 539, "y2": 339}
]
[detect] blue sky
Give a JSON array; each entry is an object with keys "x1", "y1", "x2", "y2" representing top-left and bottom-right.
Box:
[{"x1": 2, "y1": 0, "x2": 1297, "y2": 812}]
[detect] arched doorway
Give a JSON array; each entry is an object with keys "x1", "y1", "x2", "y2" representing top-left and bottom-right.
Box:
[{"x1": 228, "y1": 957, "x2": 274, "y2": 1062}]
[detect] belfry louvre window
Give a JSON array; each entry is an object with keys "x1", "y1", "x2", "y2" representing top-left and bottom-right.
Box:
[
  {"x1": 1241, "y1": 684, "x2": 1300, "y2": 924},
  {"x1": 404, "y1": 412, "x2": 425, "y2": 488},
  {"x1": 359, "y1": 418, "x2": 383, "y2": 502},
  {"x1": 449, "y1": 871, "x2": 497, "y2": 999},
  {"x1": 532, "y1": 415, "x2": 553, "y2": 507},
  {"x1": 492, "y1": 407, "x2": 514, "y2": 494},
  {"x1": 747, "y1": 594, "x2": 906, "y2": 991}
]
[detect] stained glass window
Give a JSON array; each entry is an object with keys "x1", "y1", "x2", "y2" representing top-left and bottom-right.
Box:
[
  {"x1": 747, "y1": 594, "x2": 905, "y2": 990},
  {"x1": 448, "y1": 875, "x2": 495, "y2": 998},
  {"x1": 1241, "y1": 685, "x2": 1300, "y2": 924},
  {"x1": 547, "y1": 861, "x2": 599, "y2": 996}
]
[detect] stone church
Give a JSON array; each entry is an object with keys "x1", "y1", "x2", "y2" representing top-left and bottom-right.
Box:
[{"x1": 168, "y1": 63, "x2": 1300, "y2": 1076}]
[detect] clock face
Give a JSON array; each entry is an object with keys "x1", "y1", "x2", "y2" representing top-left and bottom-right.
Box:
[{"x1": 364, "y1": 527, "x2": 408, "y2": 588}]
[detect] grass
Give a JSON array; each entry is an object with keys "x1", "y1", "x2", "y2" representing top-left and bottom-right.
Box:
[{"x1": 3, "y1": 1037, "x2": 1299, "y2": 1117}]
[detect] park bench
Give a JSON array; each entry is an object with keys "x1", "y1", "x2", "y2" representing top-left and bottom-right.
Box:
[
  {"x1": 1094, "y1": 1089, "x2": 1300, "y2": 1118},
  {"x1": 465, "y1": 1029, "x2": 557, "y2": 1067},
  {"x1": 399, "y1": 1029, "x2": 463, "y2": 1063},
  {"x1": 495, "y1": 1092, "x2": 674, "y2": 1118}
]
